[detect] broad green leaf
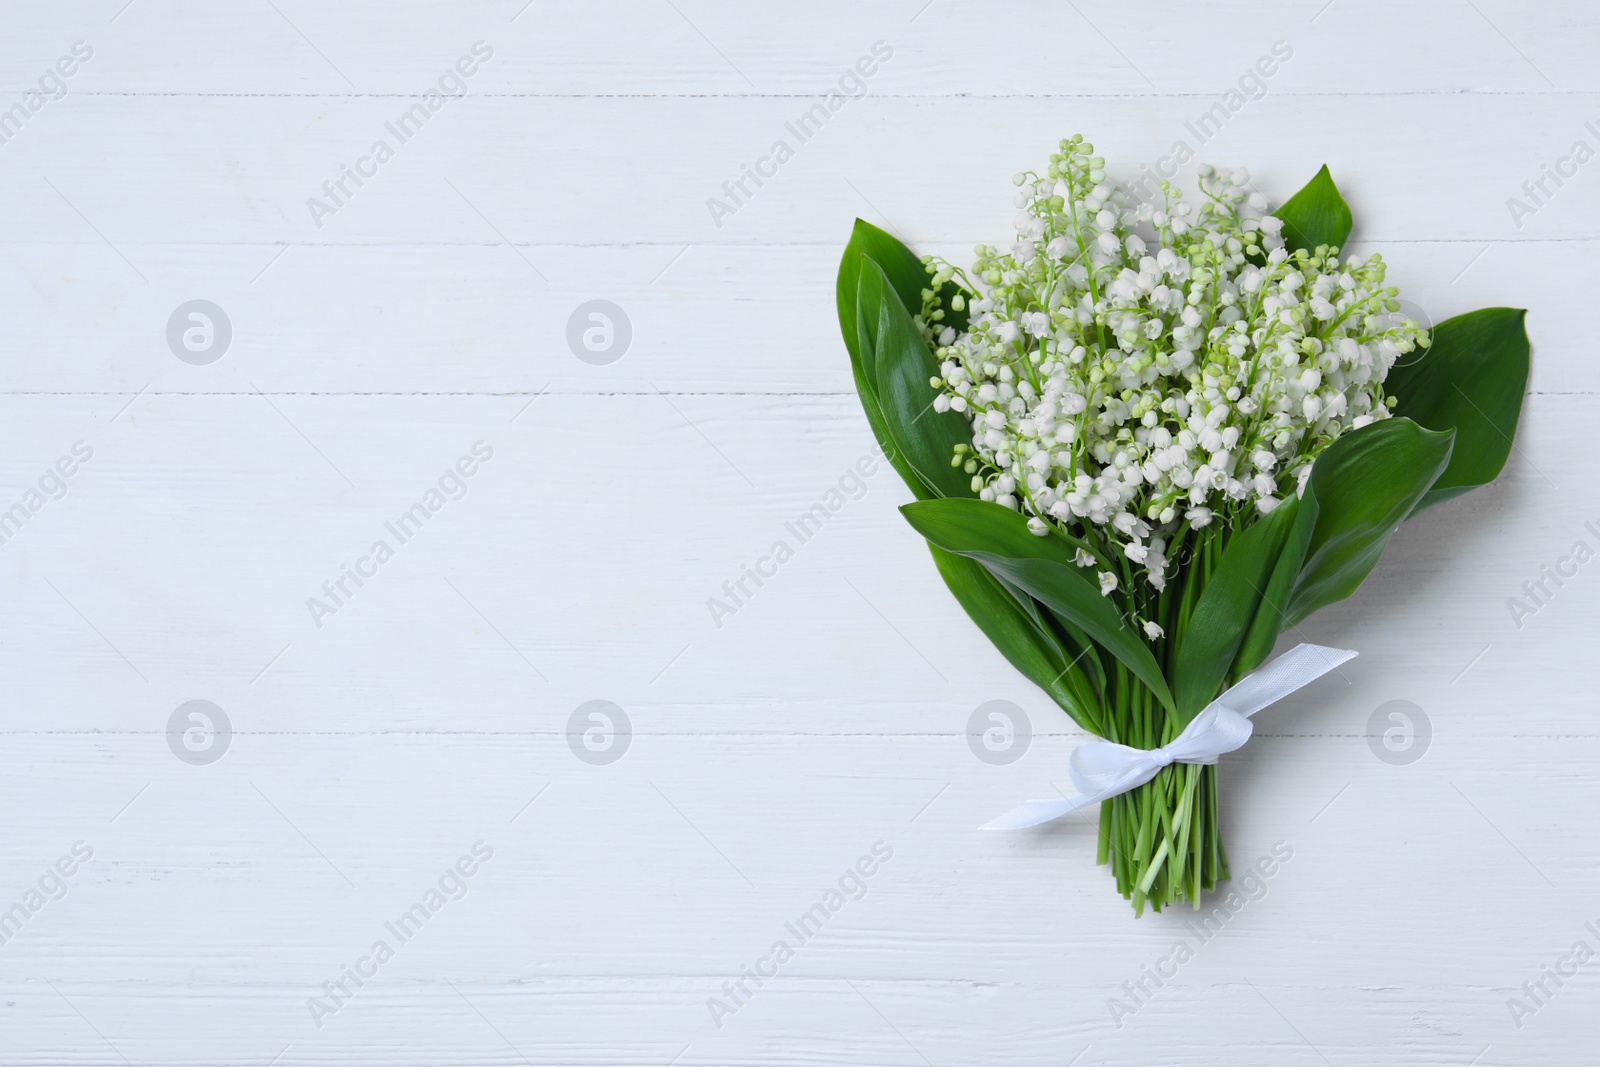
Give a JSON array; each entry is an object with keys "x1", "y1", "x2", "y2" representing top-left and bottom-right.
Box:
[
  {"x1": 929, "y1": 545, "x2": 1101, "y2": 734},
  {"x1": 1172, "y1": 497, "x2": 1301, "y2": 723},
  {"x1": 996, "y1": 571, "x2": 1109, "y2": 699},
  {"x1": 1232, "y1": 492, "x2": 1318, "y2": 678},
  {"x1": 861, "y1": 261, "x2": 973, "y2": 499},
  {"x1": 849, "y1": 354, "x2": 932, "y2": 500},
  {"x1": 837, "y1": 221, "x2": 944, "y2": 499},
  {"x1": 837, "y1": 219, "x2": 970, "y2": 348},
  {"x1": 1274, "y1": 165, "x2": 1352, "y2": 254},
  {"x1": 1283, "y1": 418, "x2": 1455, "y2": 628},
  {"x1": 1041, "y1": 605, "x2": 1107, "y2": 698},
  {"x1": 1387, "y1": 307, "x2": 1530, "y2": 510},
  {"x1": 837, "y1": 219, "x2": 928, "y2": 367},
  {"x1": 851, "y1": 269, "x2": 936, "y2": 499},
  {"x1": 901, "y1": 498, "x2": 1176, "y2": 714},
  {"x1": 995, "y1": 572, "x2": 1048, "y2": 631},
  {"x1": 956, "y1": 524, "x2": 1107, "y2": 697},
  {"x1": 836, "y1": 220, "x2": 977, "y2": 500}
]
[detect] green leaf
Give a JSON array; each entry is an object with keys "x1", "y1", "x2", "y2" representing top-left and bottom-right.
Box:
[
  {"x1": 850, "y1": 354, "x2": 933, "y2": 500},
  {"x1": 836, "y1": 218, "x2": 971, "y2": 339},
  {"x1": 1040, "y1": 605, "x2": 1107, "y2": 698},
  {"x1": 836, "y1": 220, "x2": 978, "y2": 500},
  {"x1": 836, "y1": 225, "x2": 939, "y2": 499},
  {"x1": 984, "y1": 572, "x2": 1107, "y2": 701},
  {"x1": 994, "y1": 572, "x2": 1048, "y2": 630},
  {"x1": 929, "y1": 545, "x2": 1101, "y2": 734},
  {"x1": 901, "y1": 498, "x2": 1176, "y2": 715},
  {"x1": 1283, "y1": 418, "x2": 1455, "y2": 628},
  {"x1": 1387, "y1": 307, "x2": 1530, "y2": 510},
  {"x1": 1172, "y1": 497, "x2": 1302, "y2": 723},
  {"x1": 1274, "y1": 165, "x2": 1353, "y2": 254},
  {"x1": 996, "y1": 576, "x2": 1109, "y2": 700},
  {"x1": 1233, "y1": 492, "x2": 1318, "y2": 678},
  {"x1": 861, "y1": 261, "x2": 974, "y2": 499},
  {"x1": 849, "y1": 271, "x2": 934, "y2": 499},
  {"x1": 836, "y1": 220, "x2": 929, "y2": 367}
]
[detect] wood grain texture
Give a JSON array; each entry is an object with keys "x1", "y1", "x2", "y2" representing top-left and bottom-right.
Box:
[{"x1": 0, "y1": 1, "x2": 1593, "y2": 1065}]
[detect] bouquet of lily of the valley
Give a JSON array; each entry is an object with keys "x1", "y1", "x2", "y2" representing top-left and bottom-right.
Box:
[{"x1": 837, "y1": 137, "x2": 1529, "y2": 914}]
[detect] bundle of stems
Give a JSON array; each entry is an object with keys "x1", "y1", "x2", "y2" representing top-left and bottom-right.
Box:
[{"x1": 1094, "y1": 525, "x2": 1227, "y2": 914}]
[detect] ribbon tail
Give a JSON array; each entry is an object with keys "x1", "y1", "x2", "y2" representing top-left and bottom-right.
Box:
[
  {"x1": 979, "y1": 791, "x2": 1106, "y2": 831},
  {"x1": 1217, "y1": 643, "x2": 1358, "y2": 719}
]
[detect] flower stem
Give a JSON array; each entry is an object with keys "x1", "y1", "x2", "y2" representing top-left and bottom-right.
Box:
[{"x1": 1101, "y1": 761, "x2": 1224, "y2": 912}]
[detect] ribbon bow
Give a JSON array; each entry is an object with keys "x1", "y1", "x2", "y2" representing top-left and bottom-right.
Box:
[{"x1": 981, "y1": 643, "x2": 1357, "y2": 831}]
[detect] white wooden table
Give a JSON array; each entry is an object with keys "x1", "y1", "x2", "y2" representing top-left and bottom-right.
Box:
[{"x1": 0, "y1": 2, "x2": 1591, "y2": 1064}]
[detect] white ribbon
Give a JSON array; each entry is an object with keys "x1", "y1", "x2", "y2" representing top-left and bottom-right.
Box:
[{"x1": 981, "y1": 643, "x2": 1357, "y2": 831}]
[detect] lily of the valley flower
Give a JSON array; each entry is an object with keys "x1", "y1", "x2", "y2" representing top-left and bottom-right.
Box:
[{"x1": 918, "y1": 137, "x2": 1427, "y2": 602}]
